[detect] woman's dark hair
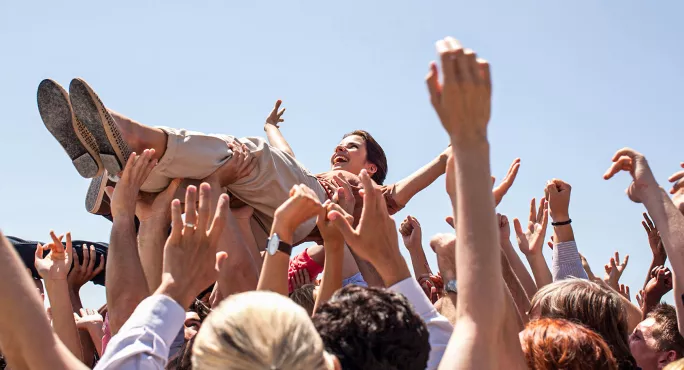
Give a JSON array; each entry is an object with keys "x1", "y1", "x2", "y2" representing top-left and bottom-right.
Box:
[
  {"x1": 166, "y1": 336, "x2": 196, "y2": 370},
  {"x1": 313, "y1": 285, "x2": 429, "y2": 370},
  {"x1": 343, "y1": 130, "x2": 388, "y2": 185}
]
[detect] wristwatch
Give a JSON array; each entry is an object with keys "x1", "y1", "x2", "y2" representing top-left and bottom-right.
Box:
[
  {"x1": 266, "y1": 233, "x2": 293, "y2": 256},
  {"x1": 445, "y1": 280, "x2": 458, "y2": 294}
]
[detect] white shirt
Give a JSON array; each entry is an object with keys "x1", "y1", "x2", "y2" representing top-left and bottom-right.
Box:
[
  {"x1": 389, "y1": 277, "x2": 454, "y2": 370},
  {"x1": 95, "y1": 295, "x2": 184, "y2": 370}
]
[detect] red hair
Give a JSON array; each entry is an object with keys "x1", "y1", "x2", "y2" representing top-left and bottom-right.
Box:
[{"x1": 521, "y1": 318, "x2": 618, "y2": 370}]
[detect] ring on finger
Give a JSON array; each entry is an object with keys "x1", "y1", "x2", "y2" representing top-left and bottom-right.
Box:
[{"x1": 184, "y1": 223, "x2": 196, "y2": 229}]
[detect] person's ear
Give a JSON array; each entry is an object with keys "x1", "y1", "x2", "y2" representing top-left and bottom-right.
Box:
[
  {"x1": 658, "y1": 350, "x2": 678, "y2": 366},
  {"x1": 325, "y1": 353, "x2": 341, "y2": 370},
  {"x1": 365, "y1": 162, "x2": 377, "y2": 176}
]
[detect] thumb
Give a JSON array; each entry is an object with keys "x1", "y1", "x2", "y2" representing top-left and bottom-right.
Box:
[
  {"x1": 328, "y1": 209, "x2": 357, "y2": 245},
  {"x1": 35, "y1": 243, "x2": 44, "y2": 260},
  {"x1": 164, "y1": 178, "x2": 183, "y2": 196}
]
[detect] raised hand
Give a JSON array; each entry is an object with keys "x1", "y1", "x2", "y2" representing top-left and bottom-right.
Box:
[
  {"x1": 135, "y1": 178, "x2": 182, "y2": 223},
  {"x1": 578, "y1": 253, "x2": 597, "y2": 281},
  {"x1": 265, "y1": 100, "x2": 286, "y2": 128},
  {"x1": 291, "y1": 269, "x2": 312, "y2": 290},
  {"x1": 330, "y1": 175, "x2": 355, "y2": 216},
  {"x1": 668, "y1": 162, "x2": 684, "y2": 194},
  {"x1": 35, "y1": 231, "x2": 72, "y2": 281},
  {"x1": 105, "y1": 149, "x2": 157, "y2": 218},
  {"x1": 493, "y1": 159, "x2": 521, "y2": 206},
  {"x1": 426, "y1": 37, "x2": 491, "y2": 143},
  {"x1": 603, "y1": 148, "x2": 658, "y2": 203},
  {"x1": 399, "y1": 215, "x2": 423, "y2": 251},
  {"x1": 328, "y1": 169, "x2": 408, "y2": 285},
  {"x1": 429, "y1": 233, "x2": 457, "y2": 282},
  {"x1": 205, "y1": 140, "x2": 257, "y2": 187},
  {"x1": 641, "y1": 212, "x2": 666, "y2": 261},
  {"x1": 316, "y1": 201, "x2": 352, "y2": 246},
  {"x1": 513, "y1": 198, "x2": 549, "y2": 257},
  {"x1": 644, "y1": 266, "x2": 673, "y2": 300},
  {"x1": 603, "y1": 251, "x2": 629, "y2": 290},
  {"x1": 618, "y1": 284, "x2": 631, "y2": 301},
  {"x1": 497, "y1": 214, "x2": 511, "y2": 243},
  {"x1": 545, "y1": 180, "x2": 571, "y2": 222},
  {"x1": 73, "y1": 308, "x2": 103, "y2": 330},
  {"x1": 273, "y1": 184, "x2": 324, "y2": 243},
  {"x1": 159, "y1": 183, "x2": 231, "y2": 308},
  {"x1": 67, "y1": 244, "x2": 105, "y2": 292}
]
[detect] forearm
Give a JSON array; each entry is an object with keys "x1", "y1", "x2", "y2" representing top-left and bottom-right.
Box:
[
  {"x1": 452, "y1": 142, "x2": 505, "y2": 321},
  {"x1": 500, "y1": 240, "x2": 537, "y2": 297},
  {"x1": 45, "y1": 279, "x2": 84, "y2": 362},
  {"x1": 393, "y1": 152, "x2": 447, "y2": 206},
  {"x1": 640, "y1": 188, "x2": 684, "y2": 333},
  {"x1": 407, "y1": 245, "x2": 433, "y2": 280},
  {"x1": 526, "y1": 254, "x2": 553, "y2": 288},
  {"x1": 264, "y1": 125, "x2": 295, "y2": 158},
  {"x1": 500, "y1": 252, "x2": 530, "y2": 326},
  {"x1": 551, "y1": 241, "x2": 588, "y2": 281},
  {"x1": 106, "y1": 217, "x2": 150, "y2": 334},
  {"x1": 313, "y1": 242, "x2": 344, "y2": 315},
  {"x1": 86, "y1": 326, "x2": 104, "y2": 356},
  {"x1": 257, "y1": 221, "x2": 292, "y2": 295},
  {"x1": 137, "y1": 219, "x2": 168, "y2": 292}
]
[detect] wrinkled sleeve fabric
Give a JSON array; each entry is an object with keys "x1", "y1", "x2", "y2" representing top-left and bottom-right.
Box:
[
  {"x1": 552, "y1": 241, "x2": 588, "y2": 281},
  {"x1": 390, "y1": 277, "x2": 453, "y2": 370},
  {"x1": 94, "y1": 295, "x2": 185, "y2": 370}
]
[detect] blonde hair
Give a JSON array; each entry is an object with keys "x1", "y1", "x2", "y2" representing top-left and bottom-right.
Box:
[
  {"x1": 666, "y1": 358, "x2": 684, "y2": 370},
  {"x1": 192, "y1": 291, "x2": 329, "y2": 370}
]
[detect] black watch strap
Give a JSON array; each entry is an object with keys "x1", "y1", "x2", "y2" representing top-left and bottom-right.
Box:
[{"x1": 277, "y1": 241, "x2": 293, "y2": 256}]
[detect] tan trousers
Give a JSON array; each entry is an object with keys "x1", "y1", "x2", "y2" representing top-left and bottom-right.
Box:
[{"x1": 141, "y1": 127, "x2": 327, "y2": 244}]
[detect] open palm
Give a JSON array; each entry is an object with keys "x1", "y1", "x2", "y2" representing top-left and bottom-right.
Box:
[{"x1": 514, "y1": 198, "x2": 548, "y2": 256}]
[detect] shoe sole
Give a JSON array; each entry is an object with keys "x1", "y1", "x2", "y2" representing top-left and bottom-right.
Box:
[
  {"x1": 85, "y1": 169, "x2": 111, "y2": 215},
  {"x1": 69, "y1": 78, "x2": 131, "y2": 177},
  {"x1": 37, "y1": 79, "x2": 103, "y2": 178}
]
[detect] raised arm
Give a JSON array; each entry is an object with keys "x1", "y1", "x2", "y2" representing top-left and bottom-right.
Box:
[
  {"x1": 641, "y1": 212, "x2": 667, "y2": 290},
  {"x1": 104, "y1": 149, "x2": 156, "y2": 334},
  {"x1": 391, "y1": 147, "x2": 449, "y2": 206},
  {"x1": 426, "y1": 37, "x2": 525, "y2": 369},
  {"x1": 263, "y1": 100, "x2": 295, "y2": 158},
  {"x1": 400, "y1": 215, "x2": 433, "y2": 282},
  {"x1": 257, "y1": 184, "x2": 323, "y2": 295},
  {"x1": 513, "y1": 197, "x2": 553, "y2": 289},
  {"x1": 603, "y1": 147, "x2": 684, "y2": 335},
  {"x1": 35, "y1": 232, "x2": 84, "y2": 362},
  {"x1": 0, "y1": 231, "x2": 87, "y2": 370},
  {"x1": 498, "y1": 213, "x2": 537, "y2": 297},
  {"x1": 312, "y1": 202, "x2": 350, "y2": 314}
]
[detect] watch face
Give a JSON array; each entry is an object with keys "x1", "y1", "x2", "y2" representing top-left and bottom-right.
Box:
[{"x1": 267, "y1": 234, "x2": 280, "y2": 255}]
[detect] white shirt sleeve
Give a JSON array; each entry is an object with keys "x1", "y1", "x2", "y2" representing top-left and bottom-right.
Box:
[
  {"x1": 95, "y1": 295, "x2": 185, "y2": 370},
  {"x1": 389, "y1": 277, "x2": 454, "y2": 370}
]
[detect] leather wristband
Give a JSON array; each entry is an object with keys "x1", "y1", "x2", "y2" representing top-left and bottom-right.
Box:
[{"x1": 552, "y1": 219, "x2": 572, "y2": 226}]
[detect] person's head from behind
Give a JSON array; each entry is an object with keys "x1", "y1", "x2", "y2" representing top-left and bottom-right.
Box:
[
  {"x1": 313, "y1": 285, "x2": 430, "y2": 370},
  {"x1": 289, "y1": 283, "x2": 318, "y2": 316},
  {"x1": 530, "y1": 279, "x2": 637, "y2": 368},
  {"x1": 521, "y1": 318, "x2": 618, "y2": 369},
  {"x1": 630, "y1": 304, "x2": 684, "y2": 370},
  {"x1": 192, "y1": 291, "x2": 339, "y2": 370},
  {"x1": 330, "y1": 130, "x2": 387, "y2": 184}
]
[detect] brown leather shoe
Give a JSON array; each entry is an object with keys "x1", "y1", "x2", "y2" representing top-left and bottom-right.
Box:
[{"x1": 85, "y1": 169, "x2": 114, "y2": 215}]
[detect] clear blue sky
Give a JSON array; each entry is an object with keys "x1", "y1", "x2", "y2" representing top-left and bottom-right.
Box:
[{"x1": 1, "y1": 1, "x2": 683, "y2": 310}]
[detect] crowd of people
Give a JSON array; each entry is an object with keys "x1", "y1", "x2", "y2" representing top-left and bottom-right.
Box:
[{"x1": 1, "y1": 36, "x2": 684, "y2": 370}]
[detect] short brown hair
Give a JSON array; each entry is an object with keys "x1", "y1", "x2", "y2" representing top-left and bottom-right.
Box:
[
  {"x1": 649, "y1": 304, "x2": 684, "y2": 357},
  {"x1": 530, "y1": 279, "x2": 637, "y2": 368},
  {"x1": 343, "y1": 130, "x2": 388, "y2": 185},
  {"x1": 521, "y1": 318, "x2": 618, "y2": 370}
]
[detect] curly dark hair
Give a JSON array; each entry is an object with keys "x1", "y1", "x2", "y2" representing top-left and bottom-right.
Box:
[{"x1": 312, "y1": 285, "x2": 430, "y2": 370}]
